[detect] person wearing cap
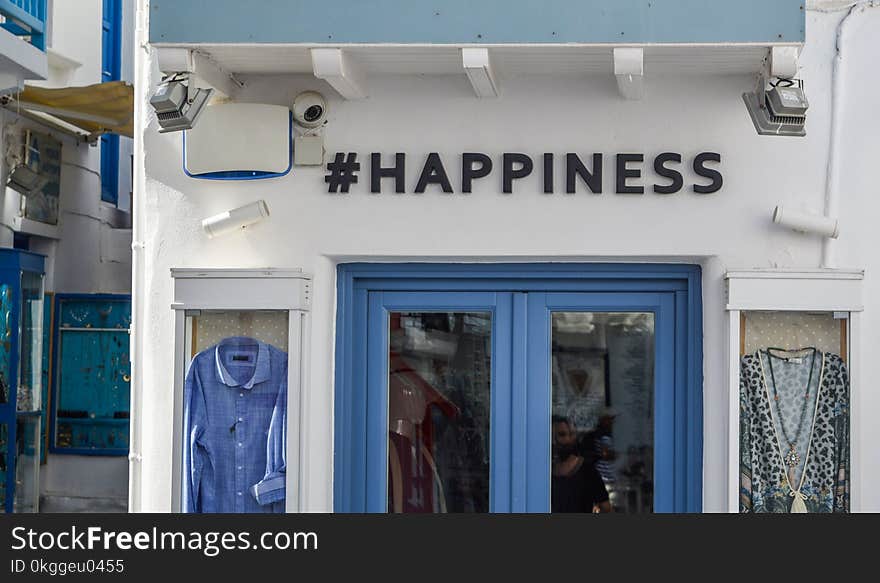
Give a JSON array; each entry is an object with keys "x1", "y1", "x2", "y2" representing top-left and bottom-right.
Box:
[{"x1": 580, "y1": 406, "x2": 619, "y2": 505}]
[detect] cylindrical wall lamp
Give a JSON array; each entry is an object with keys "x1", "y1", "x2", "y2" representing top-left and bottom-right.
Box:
[
  {"x1": 202, "y1": 200, "x2": 270, "y2": 238},
  {"x1": 773, "y1": 205, "x2": 839, "y2": 239}
]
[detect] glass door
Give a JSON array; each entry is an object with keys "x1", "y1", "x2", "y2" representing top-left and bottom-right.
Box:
[
  {"x1": 525, "y1": 292, "x2": 676, "y2": 513},
  {"x1": 364, "y1": 291, "x2": 511, "y2": 513},
  {"x1": 337, "y1": 265, "x2": 701, "y2": 514}
]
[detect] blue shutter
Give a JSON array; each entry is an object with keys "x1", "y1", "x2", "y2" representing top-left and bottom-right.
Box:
[{"x1": 100, "y1": 0, "x2": 121, "y2": 205}]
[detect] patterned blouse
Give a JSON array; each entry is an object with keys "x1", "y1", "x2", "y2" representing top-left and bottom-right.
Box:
[{"x1": 740, "y1": 350, "x2": 849, "y2": 513}]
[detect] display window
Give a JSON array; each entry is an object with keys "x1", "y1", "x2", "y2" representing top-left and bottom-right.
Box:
[
  {"x1": 738, "y1": 311, "x2": 850, "y2": 513},
  {"x1": 169, "y1": 268, "x2": 310, "y2": 514},
  {"x1": 180, "y1": 310, "x2": 290, "y2": 513},
  {"x1": 0, "y1": 423, "x2": 6, "y2": 506},
  {"x1": 13, "y1": 415, "x2": 40, "y2": 512}
]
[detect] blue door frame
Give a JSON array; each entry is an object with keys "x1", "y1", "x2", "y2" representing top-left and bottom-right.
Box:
[{"x1": 334, "y1": 263, "x2": 703, "y2": 513}]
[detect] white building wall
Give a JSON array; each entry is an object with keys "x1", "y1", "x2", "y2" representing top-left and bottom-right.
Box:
[
  {"x1": 0, "y1": 0, "x2": 134, "y2": 511},
  {"x1": 134, "y1": 5, "x2": 880, "y2": 512}
]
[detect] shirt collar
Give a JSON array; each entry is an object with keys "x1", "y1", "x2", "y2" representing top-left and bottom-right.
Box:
[{"x1": 214, "y1": 338, "x2": 271, "y2": 389}]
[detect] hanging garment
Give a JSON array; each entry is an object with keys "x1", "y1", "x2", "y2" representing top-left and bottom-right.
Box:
[
  {"x1": 387, "y1": 352, "x2": 458, "y2": 513},
  {"x1": 740, "y1": 349, "x2": 849, "y2": 513},
  {"x1": 183, "y1": 337, "x2": 288, "y2": 513}
]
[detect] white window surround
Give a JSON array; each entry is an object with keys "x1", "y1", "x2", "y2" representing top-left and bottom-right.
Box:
[
  {"x1": 725, "y1": 269, "x2": 864, "y2": 512},
  {"x1": 166, "y1": 268, "x2": 311, "y2": 513}
]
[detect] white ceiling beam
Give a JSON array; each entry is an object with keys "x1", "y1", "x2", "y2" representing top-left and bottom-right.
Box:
[
  {"x1": 154, "y1": 47, "x2": 244, "y2": 99},
  {"x1": 462, "y1": 48, "x2": 499, "y2": 98},
  {"x1": 770, "y1": 46, "x2": 799, "y2": 79},
  {"x1": 311, "y1": 48, "x2": 367, "y2": 100},
  {"x1": 613, "y1": 47, "x2": 644, "y2": 100}
]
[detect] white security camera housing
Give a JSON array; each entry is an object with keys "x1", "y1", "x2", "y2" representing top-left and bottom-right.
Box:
[
  {"x1": 202, "y1": 200, "x2": 270, "y2": 238},
  {"x1": 292, "y1": 91, "x2": 327, "y2": 128}
]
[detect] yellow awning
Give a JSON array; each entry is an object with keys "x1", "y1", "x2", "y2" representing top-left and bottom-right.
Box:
[{"x1": 8, "y1": 81, "x2": 134, "y2": 141}]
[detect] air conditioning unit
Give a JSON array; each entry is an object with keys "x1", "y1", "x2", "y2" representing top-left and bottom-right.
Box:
[{"x1": 183, "y1": 103, "x2": 293, "y2": 180}]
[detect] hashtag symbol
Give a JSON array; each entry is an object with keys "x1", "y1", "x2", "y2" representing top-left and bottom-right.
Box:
[{"x1": 325, "y1": 153, "x2": 360, "y2": 193}]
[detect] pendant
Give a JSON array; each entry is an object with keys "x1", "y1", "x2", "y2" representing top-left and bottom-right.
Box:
[{"x1": 784, "y1": 444, "x2": 801, "y2": 468}]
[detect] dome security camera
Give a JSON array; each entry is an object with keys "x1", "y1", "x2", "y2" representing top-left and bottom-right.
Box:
[{"x1": 293, "y1": 91, "x2": 327, "y2": 128}]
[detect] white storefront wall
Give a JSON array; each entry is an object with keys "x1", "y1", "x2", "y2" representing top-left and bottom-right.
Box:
[{"x1": 133, "y1": 7, "x2": 880, "y2": 512}]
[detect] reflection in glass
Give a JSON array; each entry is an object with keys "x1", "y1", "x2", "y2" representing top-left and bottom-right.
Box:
[
  {"x1": 0, "y1": 285, "x2": 12, "y2": 405},
  {"x1": 18, "y1": 272, "x2": 44, "y2": 413},
  {"x1": 14, "y1": 415, "x2": 40, "y2": 512},
  {"x1": 0, "y1": 424, "x2": 6, "y2": 507},
  {"x1": 551, "y1": 312, "x2": 654, "y2": 513},
  {"x1": 388, "y1": 312, "x2": 491, "y2": 513}
]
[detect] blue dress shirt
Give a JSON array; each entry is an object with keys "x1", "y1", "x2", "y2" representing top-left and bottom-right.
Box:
[{"x1": 183, "y1": 337, "x2": 288, "y2": 513}]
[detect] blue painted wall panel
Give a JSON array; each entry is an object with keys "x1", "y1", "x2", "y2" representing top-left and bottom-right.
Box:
[
  {"x1": 51, "y1": 296, "x2": 131, "y2": 455},
  {"x1": 150, "y1": 0, "x2": 804, "y2": 45}
]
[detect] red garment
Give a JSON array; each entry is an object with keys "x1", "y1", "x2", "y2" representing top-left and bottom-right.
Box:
[{"x1": 387, "y1": 352, "x2": 458, "y2": 513}]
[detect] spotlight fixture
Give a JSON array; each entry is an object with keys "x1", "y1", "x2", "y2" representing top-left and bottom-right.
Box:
[
  {"x1": 150, "y1": 74, "x2": 213, "y2": 133},
  {"x1": 202, "y1": 200, "x2": 270, "y2": 238},
  {"x1": 743, "y1": 75, "x2": 809, "y2": 137},
  {"x1": 772, "y1": 205, "x2": 839, "y2": 239}
]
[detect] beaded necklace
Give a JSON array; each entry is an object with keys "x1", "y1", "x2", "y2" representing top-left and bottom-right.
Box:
[{"x1": 765, "y1": 347, "x2": 817, "y2": 469}]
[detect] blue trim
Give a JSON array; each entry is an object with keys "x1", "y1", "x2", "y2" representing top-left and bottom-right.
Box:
[
  {"x1": 100, "y1": 0, "x2": 122, "y2": 205},
  {"x1": 0, "y1": 250, "x2": 45, "y2": 512},
  {"x1": 2, "y1": 278, "x2": 22, "y2": 513},
  {"x1": 150, "y1": 0, "x2": 804, "y2": 45},
  {"x1": 334, "y1": 263, "x2": 703, "y2": 513},
  {"x1": 100, "y1": 134, "x2": 120, "y2": 205},
  {"x1": 48, "y1": 293, "x2": 131, "y2": 457},
  {"x1": 0, "y1": 0, "x2": 46, "y2": 49},
  {"x1": 182, "y1": 113, "x2": 294, "y2": 181},
  {"x1": 509, "y1": 292, "x2": 527, "y2": 511}
]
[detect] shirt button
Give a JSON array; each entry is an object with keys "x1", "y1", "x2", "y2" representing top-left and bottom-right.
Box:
[
  {"x1": 237, "y1": 492, "x2": 243, "y2": 496},
  {"x1": 238, "y1": 417, "x2": 243, "y2": 422},
  {"x1": 237, "y1": 466, "x2": 243, "y2": 470},
  {"x1": 237, "y1": 442, "x2": 243, "y2": 447},
  {"x1": 239, "y1": 392, "x2": 244, "y2": 397}
]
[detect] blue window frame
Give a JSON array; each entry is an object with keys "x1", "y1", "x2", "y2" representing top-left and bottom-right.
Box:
[
  {"x1": 100, "y1": 0, "x2": 121, "y2": 205},
  {"x1": 335, "y1": 263, "x2": 703, "y2": 513}
]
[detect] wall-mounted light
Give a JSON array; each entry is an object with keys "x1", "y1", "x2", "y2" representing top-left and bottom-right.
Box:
[
  {"x1": 150, "y1": 74, "x2": 213, "y2": 133},
  {"x1": 773, "y1": 205, "x2": 839, "y2": 239},
  {"x1": 202, "y1": 200, "x2": 270, "y2": 238},
  {"x1": 744, "y1": 77, "x2": 809, "y2": 137}
]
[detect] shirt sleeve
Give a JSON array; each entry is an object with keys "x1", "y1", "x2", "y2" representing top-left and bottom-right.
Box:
[
  {"x1": 250, "y1": 362, "x2": 288, "y2": 506},
  {"x1": 183, "y1": 362, "x2": 207, "y2": 513}
]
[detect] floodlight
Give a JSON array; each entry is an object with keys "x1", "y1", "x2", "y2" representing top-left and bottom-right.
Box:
[
  {"x1": 150, "y1": 75, "x2": 213, "y2": 133},
  {"x1": 743, "y1": 76, "x2": 808, "y2": 137}
]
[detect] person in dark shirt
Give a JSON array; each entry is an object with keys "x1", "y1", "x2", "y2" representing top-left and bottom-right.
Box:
[{"x1": 551, "y1": 415, "x2": 611, "y2": 513}]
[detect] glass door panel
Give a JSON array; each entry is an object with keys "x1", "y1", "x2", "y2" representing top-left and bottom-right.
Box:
[
  {"x1": 526, "y1": 292, "x2": 677, "y2": 512},
  {"x1": 388, "y1": 311, "x2": 491, "y2": 513},
  {"x1": 551, "y1": 312, "x2": 654, "y2": 513},
  {"x1": 365, "y1": 291, "x2": 509, "y2": 513}
]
